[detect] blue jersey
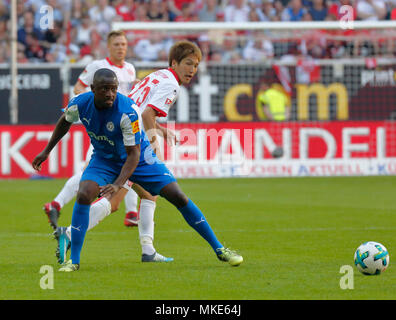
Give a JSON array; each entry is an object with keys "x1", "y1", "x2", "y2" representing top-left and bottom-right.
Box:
[{"x1": 65, "y1": 92, "x2": 151, "y2": 163}]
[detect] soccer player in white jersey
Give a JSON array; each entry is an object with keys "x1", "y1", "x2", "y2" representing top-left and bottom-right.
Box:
[
  {"x1": 44, "y1": 31, "x2": 172, "y2": 263},
  {"x1": 51, "y1": 41, "x2": 243, "y2": 268}
]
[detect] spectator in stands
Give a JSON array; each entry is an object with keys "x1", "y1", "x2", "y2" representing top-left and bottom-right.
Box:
[
  {"x1": 24, "y1": 32, "x2": 46, "y2": 62},
  {"x1": 272, "y1": 0, "x2": 285, "y2": 20},
  {"x1": 73, "y1": 13, "x2": 93, "y2": 47},
  {"x1": 256, "y1": 0, "x2": 278, "y2": 21},
  {"x1": 147, "y1": 0, "x2": 169, "y2": 21},
  {"x1": 17, "y1": 47, "x2": 29, "y2": 63},
  {"x1": 0, "y1": 16, "x2": 8, "y2": 45},
  {"x1": 43, "y1": 20, "x2": 62, "y2": 50},
  {"x1": 16, "y1": 0, "x2": 27, "y2": 28},
  {"x1": 308, "y1": 0, "x2": 327, "y2": 21},
  {"x1": 88, "y1": 0, "x2": 117, "y2": 34},
  {"x1": 242, "y1": 33, "x2": 274, "y2": 61},
  {"x1": 133, "y1": 31, "x2": 173, "y2": 61},
  {"x1": 357, "y1": 0, "x2": 387, "y2": 21},
  {"x1": 224, "y1": 0, "x2": 250, "y2": 22},
  {"x1": 115, "y1": 0, "x2": 137, "y2": 21},
  {"x1": 0, "y1": 2, "x2": 9, "y2": 20},
  {"x1": 388, "y1": 0, "x2": 396, "y2": 19},
  {"x1": 281, "y1": 0, "x2": 307, "y2": 21},
  {"x1": 134, "y1": 3, "x2": 150, "y2": 21},
  {"x1": 174, "y1": 2, "x2": 198, "y2": 21},
  {"x1": 17, "y1": 10, "x2": 43, "y2": 47},
  {"x1": 219, "y1": 31, "x2": 243, "y2": 63},
  {"x1": 70, "y1": 0, "x2": 87, "y2": 27},
  {"x1": 198, "y1": 0, "x2": 220, "y2": 22},
  {"x1": 167, "y1": 0, "x2": 195, "y2": 21},
  {"x1": 248, "y1": 6, "x2": 261, "y2": 21}
]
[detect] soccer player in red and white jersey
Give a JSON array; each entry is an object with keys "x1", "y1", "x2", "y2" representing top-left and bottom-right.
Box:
[{"x1": 44, "y1": 31, "x2": 172, "y2": 263}]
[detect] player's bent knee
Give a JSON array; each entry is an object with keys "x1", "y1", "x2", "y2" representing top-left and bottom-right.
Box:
[
  {"x1": 160, "y1": 182, "x2": 189, "y2": 208},
  {"x1": 76, "y1": 181, "x2": 99, "y2": 204}
]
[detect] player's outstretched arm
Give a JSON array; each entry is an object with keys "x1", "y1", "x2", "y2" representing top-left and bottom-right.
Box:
[
  {"x1": 32, "y1": 114, "x2": 72, "y2": 171},
  {"x1": 142, "y1": 107, "x2": 164, "y2": 160}
]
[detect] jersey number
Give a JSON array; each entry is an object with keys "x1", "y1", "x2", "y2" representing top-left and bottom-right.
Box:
[{"x1": 129, "y1": 76, "x2": 159, "y2": 107}]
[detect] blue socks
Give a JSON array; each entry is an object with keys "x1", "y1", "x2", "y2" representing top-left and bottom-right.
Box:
[
  {"x1": 70, "y1": 202, "x2": 90, "y2": 264},
  {"x1": 178, "y1": 199, "x2": 223, "y2": 253}
]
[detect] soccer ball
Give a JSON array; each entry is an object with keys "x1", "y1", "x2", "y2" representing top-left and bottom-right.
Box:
[{"x1": 354, "y1": 241, "x2": 390, "y2": 275}]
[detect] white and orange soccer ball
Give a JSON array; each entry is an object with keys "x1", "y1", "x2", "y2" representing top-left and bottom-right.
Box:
[{"x1": 354, "y1": 241, "x2": 390, "y2": 275}]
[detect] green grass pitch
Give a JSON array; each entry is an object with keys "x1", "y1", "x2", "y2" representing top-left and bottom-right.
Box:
[{"x1": 0, "y1": 176, "x2": 395, "y2": 300}]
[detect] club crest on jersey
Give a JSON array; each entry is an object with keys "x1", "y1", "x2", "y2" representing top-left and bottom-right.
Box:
[
  {"x1": 131, "y1": 120, "x2": 139, "y2": 134},
  {"x1": 165, "y1": 98, "x2": 174, "y2": 105},
  {"x1": 106, "y1": 121, "x2": 114, "y2": 132}
]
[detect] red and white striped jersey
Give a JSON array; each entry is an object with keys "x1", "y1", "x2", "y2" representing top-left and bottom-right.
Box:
[
  {"x1": 77, "y1": 57, "x2": 136, "y2": 95},
  {"x1": 128, "y1": 68, "x2": 180, "y2": 118}
]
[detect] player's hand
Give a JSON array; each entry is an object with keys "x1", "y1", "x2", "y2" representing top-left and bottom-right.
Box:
[
  {"x1": 164, "y1": 128, "x2": 179, "y2": 146},
  {"x1": 99, "y1": 184, "x2": 121, "y2": 199},
  {"x1": 31, "y1": 151, "x2": 49, "y2": 171}
]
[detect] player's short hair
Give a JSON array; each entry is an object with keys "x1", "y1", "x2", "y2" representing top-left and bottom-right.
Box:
[
  {"x1": 168, "y1": 40, "x2": 202, "y2": 66},
  {"x1": 107, "y1": 30, "x2": 127, "y2": 44}
]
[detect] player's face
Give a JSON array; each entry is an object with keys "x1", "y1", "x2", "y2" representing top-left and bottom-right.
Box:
[
  {"x1": 172, "y1": 54, "x2": 200, "y2": 85},
  {"x1": 92, "y1": 78, "x2": 118, "y2": 109},
  {"x1": 108, "y1": 35, "x2": 127, "y2": 62}
]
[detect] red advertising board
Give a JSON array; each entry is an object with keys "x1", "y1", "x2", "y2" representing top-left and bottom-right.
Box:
[{"x1": 1, "y1": 121, "x2": 396, "y2": 179}]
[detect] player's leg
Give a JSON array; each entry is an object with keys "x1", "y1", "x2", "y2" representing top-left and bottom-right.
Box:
[
  {"x1": 59, "y1": 179, "x2": 99, "y2": 272},
  {"x1": 123, "y1": 189, "x2": 139, "y2": 227},
  {"x1": 132, "y1": 183, "x2": 173, "y2": 262},
  {"x1": 59, "y1": 156, "x2": 119, "y2": 271},
  {"x1": 159, "y1": 182, "x2": 243, "y2": 266},
  {"x1": 43, "y1": 171, "x2": 82, "y2": 230}
]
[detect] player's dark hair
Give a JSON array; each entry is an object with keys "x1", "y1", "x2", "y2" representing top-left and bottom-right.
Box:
[
  {"x1": 93, "y1": 68, "x2": 118, "y2": 84},
  {"x1": 168, "y1": 40, "x2": 202, "y2": 67},
  {"x1": 107, "y1": 30, "x2": 127, "y2": 44}
]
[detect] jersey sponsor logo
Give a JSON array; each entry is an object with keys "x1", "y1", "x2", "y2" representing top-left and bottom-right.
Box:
[
  {"x1": 131, "y1": 120, "x2": 139, "y2": 134},
  {"x1": 106, "y1": 121, "x2": 114, "y2": 132},
  {"x1": 86, "y1": 130, "x2": 115, "y2": 146}
]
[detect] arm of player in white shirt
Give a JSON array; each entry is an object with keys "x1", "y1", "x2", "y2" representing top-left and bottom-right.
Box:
[{"x1": 141, "y1": 107, "x2": 164, "y2": 161}]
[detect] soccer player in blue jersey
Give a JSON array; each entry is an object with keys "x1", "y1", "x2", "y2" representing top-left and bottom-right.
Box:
[{"x1": 32, "y1": 68, "x2": 243, "y2": 272}]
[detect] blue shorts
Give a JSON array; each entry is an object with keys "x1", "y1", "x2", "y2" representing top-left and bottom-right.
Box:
[{"x1": 81, "y1": 155, "x2": 177, "y2": 196}]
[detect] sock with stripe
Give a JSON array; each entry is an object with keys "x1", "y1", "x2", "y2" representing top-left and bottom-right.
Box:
[
  {"x1": 178, "y1": 199, "x2": 223, "y2": 253},
  {"x1": 70, "y1": 202, "x2": 90, "y2": 264}
]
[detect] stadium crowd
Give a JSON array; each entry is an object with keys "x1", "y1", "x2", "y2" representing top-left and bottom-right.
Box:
[{"x1": 0, "y1": 0, "x2": 396, "y2": 64}]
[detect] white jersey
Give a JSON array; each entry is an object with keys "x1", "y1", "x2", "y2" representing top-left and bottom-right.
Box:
[
  {"x1": 77, "y1": 57, "x2": 136, "y2": 95},
  {"x1": 127, "y1": 68, "x2": 180, "y2": 118}
]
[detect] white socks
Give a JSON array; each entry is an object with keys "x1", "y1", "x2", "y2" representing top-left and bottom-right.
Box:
[
  {"x1": 124, "y1": 189, "x2": 139, "y2": 213},
  {"x1": 66, "y1": 197, "x2": 157, "y2": 257},
  {"x1": 138, "y1": 199, "x2": 156, "y2": 256},
  {"x1": 54, "y1": 171, "x2": 82, "y2": 208},
  {"x1": 66, "y1": 197, "x2": 111, "y2": 237}
]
